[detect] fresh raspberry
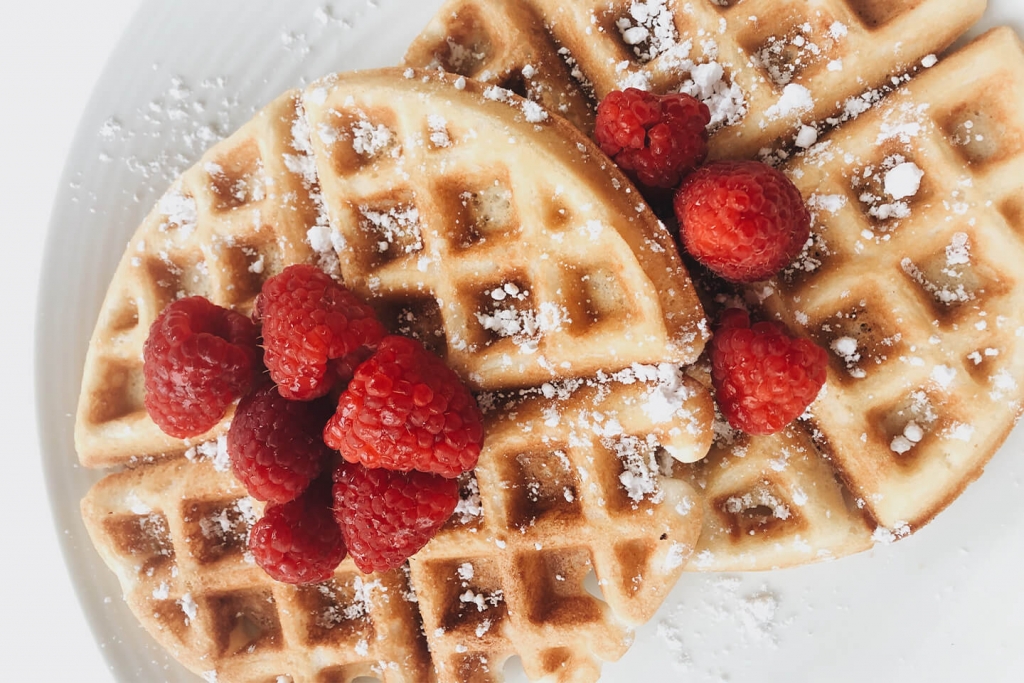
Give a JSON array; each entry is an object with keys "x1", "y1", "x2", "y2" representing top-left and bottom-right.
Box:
[
  {"x1": 256, "y1": 264, "x2": 386, "y2": 401},
  {"x1": 709, "y1": 309, "x2": 827, "y2": 436},
  {"x1": 594, "y1": 88, "x2": 711, "y2": 190},
  {"x1": 674, "y1": 160, "x2": 810, "y2": 283},
  {"x1": 323, "y1": 335, "x2": 483, "y2": 478},
  {"x1": 249, "y1": 479, "x2": 347, "y2": 585},
  {"x1": 227, "y1": 383, "x2": 334, "y2": 504},
  {"x1": 143, "y1": 296, "x2": 260, "y2": 439},
  {"x1": 332, "y1": 462, "x2": 458, "y2": 573}
]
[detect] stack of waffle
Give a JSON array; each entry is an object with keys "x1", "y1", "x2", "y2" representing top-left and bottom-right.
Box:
[{"x1": 76, "y1": 0, "x2": 1024, "y2": 680}]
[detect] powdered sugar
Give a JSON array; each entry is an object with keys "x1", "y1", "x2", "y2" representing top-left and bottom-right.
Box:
[
  {"x1": 359, "y1": 205, "x2": 423, "y2": 255},
  {"x1": 184, "y1": 434, "x2": 230, "y2": 472},
  {"x1": 657, "y1": 576, "x2": 786, "y2": 675},
  {"x1": 762, "y1": 84, "x2": 813, "y2": 125},
  {"x1": 453, "y1": 475, "x2": 484, "y2": 524},
  {"x1": 157, "y1": 184, "x2": 198, "y2": 237},
  {"x1": 616, "y1": 0, "x2": 678, "y2": 63},
  {"x1": 883, "y1": 162, "x2": 924, "y2": 200},
  {"x1": 351, "y1": 118, "x2": 395, "y2": 157},
  {"x1": 609, "y1": 433, "x2": 664, "y2": 504},
  {"x1": 475, "y1": 283, "x2": 570, "y2": 351}
]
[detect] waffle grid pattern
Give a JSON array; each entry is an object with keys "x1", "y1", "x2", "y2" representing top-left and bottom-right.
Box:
[
  {"x1": 301, "y1": 69, "x2": 707, "y2": 393},
  {"x1": 75, "y1": 91, "x2": 321, "y2": 469},
  {"x1": 404, "y1": 0, "x2": 985, "y2": 160},
  {"x1": 410, "y1": 378, "x2": 710, "y2": 682},
  {"x1": 761, "y1": 27, "x2": 1024, "y2": 531},
  {"x1": 78, "y1": 69, "x2": 718, "y2": 683},
  {"x1": 81, "y1": 457, "x2": 434, "y2": 683}
]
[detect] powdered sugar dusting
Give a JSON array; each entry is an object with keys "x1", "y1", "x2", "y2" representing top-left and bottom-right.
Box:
[
  {"x1": 184, "y1": 434, "x2": 230, "y2": 472},
  {"x1": 657, "y1": 576, "x2": 786, "y2": 675},
  {"x1": 616, "y1": 0, "x2": 678, "y2": 63}
]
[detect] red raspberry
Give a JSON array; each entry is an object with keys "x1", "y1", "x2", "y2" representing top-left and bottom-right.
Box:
[
  {"x1": 332, "y1": 462, "x2": 458, "y2": 573},
  {"x1": 256, "y1": 264, "x2": 385, "y2": 401},
  {"x1": 227, "y1": 383, "x2": 334, "y2": 504},
  {"x1": 595, "y1": 88, "x2": 711, "y2": 190},
  {"x1": 249, "y1": 480, "x2": 347, "y2": 585},
  {"x1": 709, "y1": 309, "x2": 827, "y2": 436},
  {"x1": 674, "y1": 160, "x2": 810, "y2": 283},
  {"x1": 323, "y1": 335, "x2": 483, "y2": 478},
  {"x1": 143, "y1": 296, "x2": 260, "y2": 439}
]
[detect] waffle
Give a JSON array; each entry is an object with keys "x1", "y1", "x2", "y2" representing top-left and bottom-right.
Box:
[
  {"x1": 404, "y1": 0, "x2": 986, "y2": 160},
  {"x1": 666, "y1": 27, "x2": 1024, "y2": 572},
  {"x1": 75, "y1": 91, "x2": 320, "y2": 469},
  {"x1": 408, "y1": 0, "x2": 1024, "y2": 572},
  {"x1": 413, "y1": 371, "x2": 712, "y2": 682},
  {"x1": 753, "y1": 26, "x2": 1024, "y2": 536},
  {"x1": 81, "y1": 455, "x2": 433, "y2": 683},
  {"x1": 77, "y1": 69, "x2": 715, "y2": 682},
  {"x1": 76, "y1": 68, "x2": 709, "y2": 470},
  {"x1": 676, "y1": 418, "x2": 874, "y2": 572}
]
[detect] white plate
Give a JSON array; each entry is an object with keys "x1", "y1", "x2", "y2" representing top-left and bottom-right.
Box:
[{"x1": 35, "y1": 1, "x2": 1024, "y2": 682}]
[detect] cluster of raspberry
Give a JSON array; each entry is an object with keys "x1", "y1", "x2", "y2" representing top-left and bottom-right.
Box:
[
  {"x1": 143, "y1": 264, "x2": 483, "y2": 584},
  {"x1": 596, "y1": 88, "x2": 828, "y2": 435}
]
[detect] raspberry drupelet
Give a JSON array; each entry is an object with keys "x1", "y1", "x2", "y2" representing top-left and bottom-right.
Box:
[
  {"x1": 256, "y1": 263, "x2": 386, "y2": 401},
  {"x1": 323, "y1": 335, "x2": 484, "y2": 478},
  {"x1": 675, "y1": 160, "x2": 811, "y2": 283},
  {"x1": 143, "y1": 296, "x2": 261, "y2": 438},
  {"x1": 709, "y1": 308, "x2": 828, "y2": 436},
  {"x1": 595, "y1": 87, "x2": 711, "y2": 191},
  {"x1": 332, "y1": 462, "x2": 459, "y2": 573}
]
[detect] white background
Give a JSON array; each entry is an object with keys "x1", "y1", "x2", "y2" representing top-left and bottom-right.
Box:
[
  {"x1": 6, "y1": 1, "x2": 1024, "y2": 682},
  {"x1": 2, "y1": 1, "x2": 139, "y2": 679}
]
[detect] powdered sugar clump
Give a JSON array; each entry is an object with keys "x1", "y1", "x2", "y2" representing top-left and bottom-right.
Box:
[
  {"x1": 157, "y1": 184, "x2": 198, "y2": 238},
  {"x1": 475, "y1": 283, "x2": 570, "y2": 351},
  {"x1": 184, "y1": 434, "x2": 231, "y2": 472},
  {"x1": 612, "y1": 36, "x2": 746, "y2": 130},
  {"x1": 763, "y1": 84, "x2": 813, "y2": 125},
  {"x1": 616, "y1": 0, "x2": 678, "y2": 62},
  {"x1": 359, "y1": 205, "x2": 423, "y2": 255},
  {"x1": 351, "y1": 118, "x2": 395, "y2": 157},
  {"x1": 884, "y1": 162, "x2": 924, "y2": 200},
  {"x1": 610, "y1": 433, "x2": 664, "y2": 504},
  {"x1": 453, "y1": 476, "x2": 484, "y2": 524}
]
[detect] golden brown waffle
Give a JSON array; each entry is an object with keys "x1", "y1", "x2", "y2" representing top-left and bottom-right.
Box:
[
  {"x1": 403, "y1": 0, "x2": 594, "y2": 135},
  {"x1": 77, "y1": 69, "x2": 715, "y2": 682},
  {"x1": 671, "y1": 29, "x2": 1024, "y2": 571},
  {"x1": 76, "y1": 68, "x2": 709, "y2": 470},
  {"x1": 412, "y1": 372, "x2": 711, "y2": 682},
  {"x1": 404, "y1": 0, "x2": 986, "y2": 159},
  {"x1": 407, "y1": 0, "x2": 1024, "y2": 572},
  {"x1": 81, "y1": 455, "x2": 434, "y2": 683},
  {"x1": 677, "y1": 420, "x2": 874, "y2": 572},
  {"x1": 755, "y1": 26, "x2": 1024, "y2": 535},
  {"x1": 301, "y1": 68, "x2": 707, "y2": 393},
  {"x1": 75, "y1": 91, "x2": 322, "y2": 469}
]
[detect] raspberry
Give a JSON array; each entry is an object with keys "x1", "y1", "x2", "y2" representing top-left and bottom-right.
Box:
[
  {"x1": 674, "y1": 160, "x2": 811, "y2": 283},
  {"x1": 143, "y1": 296, "x2": 260, "y2": 439},
  {"x1": 332, "y1": 462, "x2": 458, "y2": 573},
  {"x1": 594, "y1": 88, "x2": 711, "y2": 190},
  {"x1": 256, "y1": 264, "x2": 386, "y2": 401},
  {"x1": 709, "y1": 308, "x2": 827, "y2": 435},
  {"x1": 323, "y1": 335, "x2": 484, "y2": 478},
  {"x1": 227, "y1": 383, "x2": 334, "y2": 504},
  {"x1": 249, "y1": 479, "x2": 347, "y2": 585}
]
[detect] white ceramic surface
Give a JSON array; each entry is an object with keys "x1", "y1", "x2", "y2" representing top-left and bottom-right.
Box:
[{"x1": 35, "y1": 1, "x2": 1024, "y2": 682}]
